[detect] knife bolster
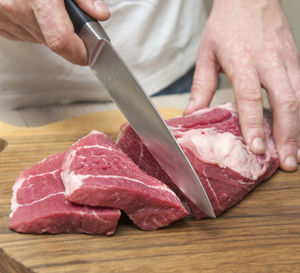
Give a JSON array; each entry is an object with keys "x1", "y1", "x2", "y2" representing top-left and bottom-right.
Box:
[{"x1": 79, "y1": 22, "x2": 109, "y2": 66}]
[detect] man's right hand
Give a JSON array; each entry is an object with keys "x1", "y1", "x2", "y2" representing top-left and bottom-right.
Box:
[{"x1": 0, "y1": 0, "x2": 110, "y2": 65}]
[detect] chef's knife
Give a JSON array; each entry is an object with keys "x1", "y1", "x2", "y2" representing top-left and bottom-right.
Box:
[{"x1": 64, "y1": 0, "x2": 215, "y2": 218}]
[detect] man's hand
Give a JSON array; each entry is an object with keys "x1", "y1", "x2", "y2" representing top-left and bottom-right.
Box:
[
  {"x1": 185, "y1": 0, "x2": 300, "y2": 171},
  {"x1": 0, "y1": 0, "x2": 110, "y2": 65}
]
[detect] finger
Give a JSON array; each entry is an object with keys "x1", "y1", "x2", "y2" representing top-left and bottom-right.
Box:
[
  {"x1": 184, "y1": 49, "x2": 218, "y2": 115},
  {"x1": 298, "y1": 139, "x2": 300, "y2": 162},
  {"x1": 31, "y1": 0, "x2": 88, "y2": 65},
  {"x1": 287, "y1": 69, "x2": 300, "y2": 163},
  {"x1": 76, "y1": 0, "x2": 110, "y2": 21},
  {"x1": 261, "y1": 66, "x2": 299, "y2": 171},
  {"x1": 231, "y1": 68, "x2": 265, "y2": 154},
  {"x1": 285, "y1": 55, "x2": 300, "y2": 162}
]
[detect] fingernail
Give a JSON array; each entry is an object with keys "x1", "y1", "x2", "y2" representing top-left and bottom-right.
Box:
[
  {"x1": 251, "y1": 137, "x2": 265, "y2": 154},
  {"x1": 284, "y1": 156, "x2": 297, "y2": 170},
  {"x1": 94, "y1": 0, "x2": 109, "y2": 13}
]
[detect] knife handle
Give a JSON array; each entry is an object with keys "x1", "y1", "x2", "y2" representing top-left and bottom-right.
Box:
[{"x1": 64, "y1": 0, "x2": 109, "y2": 41}]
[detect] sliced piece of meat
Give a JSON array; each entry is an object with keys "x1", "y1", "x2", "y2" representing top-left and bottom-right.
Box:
[
  {"x1": 61, "y1": 131, "x2": 188, "y2": 231},
  {"x1": 10, "y1": 153, "x2": 120, "y2": 235},
  {"x1": 116, "y1": 103, "x2": 280, "y2": 219}
]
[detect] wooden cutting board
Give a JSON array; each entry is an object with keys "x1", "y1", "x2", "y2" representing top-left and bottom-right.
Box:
[{"x1": 1, "y1": 109, "x2": 300, "y2": 273}]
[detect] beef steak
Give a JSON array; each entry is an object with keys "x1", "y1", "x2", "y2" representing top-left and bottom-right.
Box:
[
  {"x1": 10, "y1": 152, "x2": 120, "y2": 235},
  {"x1": 61, "y1": 130, "x2": 188, "y2": 230},
  {"x1": 116, "y1": 103, "x2": 280, "y2": 219}
]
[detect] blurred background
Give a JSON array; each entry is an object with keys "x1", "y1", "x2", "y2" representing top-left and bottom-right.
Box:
[
  {"x1": 1, "y1": 0, "x2": 299, "y2": 126},
  {"x1": 204, "y1": 0, "x2": 300, "y2": 89}
]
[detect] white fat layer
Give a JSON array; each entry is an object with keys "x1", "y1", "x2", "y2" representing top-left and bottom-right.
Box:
[
  {"x1": 178, "y1": 128, "x2": 266, "y2": 180},
  {"x1": 10, "y1": 178, "x2": 24, "y2": 218},
  {"x1": 61, "y1": 170, "x2": 84, "y2": 196},
  {"x1": 202, "y1": 168, "x2": 221, "y2": 210},
  {"x1": 10, "y1": 170, "x2": 60, "y2": 218},
  {"x1": 75, "y1": 144, "x2": 115, "y2": 152},
  {"x1": 61, "y1": 149, "x2": 83, "y2": 196},
  {"x1": 74, "y1": 173, "x2": 179, "y2": 199},
  {"x1": 14, "y1": 192, "x2": 64, "y2": 211},
  {"x1": 91, "y1": 210, "x2": 115, "y2": 225},
  {"x1": 61, "y1": 141, "x2": 119, "y2": 196}
]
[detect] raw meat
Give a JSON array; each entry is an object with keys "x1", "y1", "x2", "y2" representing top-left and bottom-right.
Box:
[
  {"x1": 9, "y1": 153, "x2": 120, "y2": 235},
  {"x1": 116, "y1": 103, "x2": 279, "y2": 219},
  {"x1": 61, "y1": 130, "x2": 188, "y2": 230}
]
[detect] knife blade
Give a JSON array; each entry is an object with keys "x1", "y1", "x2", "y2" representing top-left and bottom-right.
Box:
[{"x1": 64, "y1": 0, "x2": 215, "y2": 218}]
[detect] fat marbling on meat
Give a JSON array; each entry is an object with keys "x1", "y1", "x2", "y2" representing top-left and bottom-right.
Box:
[{"x1": 116, "y1": 103, "x2": 279, "y2": 218}]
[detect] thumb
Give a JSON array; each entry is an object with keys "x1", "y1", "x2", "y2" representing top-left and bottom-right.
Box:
[
  {"x1": 75, "y1": 0, "x2": 110, "y2": 21},
  {"x1": 184, "y1": 50, "x2": 218, "y2": 115}
]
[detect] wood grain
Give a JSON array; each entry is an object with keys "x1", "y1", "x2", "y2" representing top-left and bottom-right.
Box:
[{"x1": 0, "y1": 109, "x2": 300, "y2": 273}]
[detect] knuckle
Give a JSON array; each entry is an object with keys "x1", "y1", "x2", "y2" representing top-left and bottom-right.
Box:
[
  {"x1": 235, "y1": 88, "x2": 262, "y2": 103},
  {"x1": 191, "y1": 80, "x2": 209, "y2": 94},
  {"x1": 278, "y1": 134, "x2": 298, "y2": 148},
  {"x1": 240, "y1": 109, "x2": 263, "y2": 129},
  {"x1": 243, "y1": 121, "x2": 264, "y2": 133},
  {"x1": 279, "y1": 94, "x2": 299, "y2": 112},
  {"x1": 231, "y1": 45, "x2": 253, "y2": 68},
  {"x1": 47, "y1": 34, "x2": 70, "y2": 54},
  {"x1": 263, "y1": 43, "x2": 281, "y2": 62},
  {"x1": 244, "y1": 115, "x2": 263, "y2": 127},
  {"x1": 260, "y1": 53, "x2": 282, "y2": 73},
  {"x1": 232, "y1": 72, "x2": 262, "y2": 103}
]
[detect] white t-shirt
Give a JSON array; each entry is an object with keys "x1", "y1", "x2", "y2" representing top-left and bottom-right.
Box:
[{"x1": 0, "y1": 0, "x2": 207, "y2": 110}]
